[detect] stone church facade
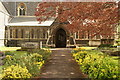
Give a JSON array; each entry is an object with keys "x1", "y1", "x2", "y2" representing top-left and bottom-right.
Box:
[{"x1": 1, "y1": 2, "x2": 116, "y2": 48}]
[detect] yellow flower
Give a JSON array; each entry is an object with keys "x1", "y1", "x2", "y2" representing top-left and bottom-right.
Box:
[
  {"x1": 2, "y1": 64, "x2": 32, "y2": 78},
  {"x1": 113, "y1": 75, "x2": 117, "y2": 78},
  {"x1": 6, "y1": 55, "x2": 12, "y2": 59},
  {"x1": 101, "y1": 69, "x2": 106, "y2": 72}
]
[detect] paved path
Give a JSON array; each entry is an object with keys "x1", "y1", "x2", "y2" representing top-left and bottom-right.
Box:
[{"x1": 40, "y1": 48, "x2": 87, "y2": 78}]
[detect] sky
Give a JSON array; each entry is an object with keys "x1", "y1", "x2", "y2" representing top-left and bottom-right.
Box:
[{"x1": 0, "y1": 0, "x2": 119, "y2": 2}]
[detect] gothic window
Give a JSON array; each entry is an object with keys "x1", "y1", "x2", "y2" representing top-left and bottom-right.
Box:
[
  {"x1": 17, "y1": 29, "x2": 21, "y2": 38},
  {"x1": 31, "y1": 29, "x2": 34, "y2": 38},
  {"x1": 44, "y1": 29, "x2": 48, "y2": 39},
  {"x1": 34, "y1": 29, "x2": 38, "y2": 39},
  {"x1": 15, "y1": 29, "x2": 18, "y2": 38},
  {"x1": 12, "y1": 29, "x2": 16, "y2": 38},
  {"x1": 25, "y1": 30, "x2": 29, "y2": 38},
  {"x1": 43, "y1": 29, "x2": 46, "y2": 38},
  {"x1": 21, "y1": 29, "x2": 24, "y2": 38},
  {"x1": 18, "y1": 3, "x2": 26, "y2": 16},
  {"x1": 37, "y1": 29, "x2": 40, "y2": 38},
  {"x1": 76, "y1": 32, "x2": 79, "y2": 39},
  {"x1": 10, "y1": 29, "x2": 12, "y2": 38},
  {"x1": 81, "y1": 32, "x2": 85, "y2": 39},
  {"x1": 40, "y1": 29, "x2": 43, "y2": 38},
  {"x1": 45, "y1": 29, "x2": 48, "y2": 39}
]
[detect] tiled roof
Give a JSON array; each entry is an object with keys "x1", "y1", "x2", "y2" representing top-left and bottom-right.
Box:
[
  {"x1": 6, "y1": 16, "x2": 55, "y2": 26},
  {"x1": 2, "y1": 2, "x2": 39, "y2": 16}
]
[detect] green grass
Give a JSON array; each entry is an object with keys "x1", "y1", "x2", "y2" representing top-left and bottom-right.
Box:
[
  {"x1": 5, "y1": 51, "x2": 28, "y2": 58},
  {"x1": 77, "y1": 47, "x2": 97, "y2": 50},
  {"x1": 0, "y1": 47, "x2": 21, "y2": 51}
]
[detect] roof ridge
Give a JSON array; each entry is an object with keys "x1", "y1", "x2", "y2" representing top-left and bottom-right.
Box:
[{"x1": 14, "y1": 16, "x2": 36, "y2": 17}]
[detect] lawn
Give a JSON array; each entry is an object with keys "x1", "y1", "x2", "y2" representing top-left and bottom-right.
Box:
[
  {"x1": 76, "y1": 47, "x2": 97, "y2": 50},
  {"x1": 0, "y1": 47, "x2": 21, "y2": 51}
]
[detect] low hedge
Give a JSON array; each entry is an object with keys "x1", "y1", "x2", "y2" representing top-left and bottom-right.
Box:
[
  {"x1": 98, "y1": 44, "x2": 113, "y2": 47},
  {"x1": 72, "y1": 48, "x2": 119, "y2": 79}
]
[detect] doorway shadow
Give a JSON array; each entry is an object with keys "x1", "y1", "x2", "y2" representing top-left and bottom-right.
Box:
[{"x1": 55, "y1": 28, "x2": 66, "y2": 48}]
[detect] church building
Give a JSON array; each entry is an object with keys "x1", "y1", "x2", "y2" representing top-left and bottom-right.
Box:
[{"x1": 0, "y1": 2, "x2": 116, "y2": 48}]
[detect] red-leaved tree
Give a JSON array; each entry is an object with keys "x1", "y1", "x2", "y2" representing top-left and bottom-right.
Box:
[{"x1": 35, "y1": 2, "x2": 118, "y2": 39}]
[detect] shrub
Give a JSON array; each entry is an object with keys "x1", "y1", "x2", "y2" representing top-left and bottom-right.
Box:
[
  {"x1": 1, "y1": 64, "x2": 31, "y2": 79},
  {"x1": 30, "y1": 53, "x2": 43, "y2": 62},
  {"x1": 0, "y1": 49, "x2": 51, "y2": 78},
  {"x1": 4, "y1": 51, "x2": 14, "y2": 56},
  {"x1": 28, "y1": 49, "x2": 51, "y2": 61},
  {"x1": 2, "y1": 49, "x2": 51, "y2": 78},
  {"x1": 98, "y1": 44, "x2": 113, "y2": 47},
  {"x1": 116, "y1": 40, "x2": 120, "y2": 46},
  {"x1": 3, "y1": 53, "x2": 42, "y2": 77},
  {"x1": 72, "y1": 49, "x2": 119, "y2": 79}
]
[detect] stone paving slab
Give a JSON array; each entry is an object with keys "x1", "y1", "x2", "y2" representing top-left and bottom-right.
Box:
[{"x1": 40, "y1": 48, "x2": 88, "y2": 78}]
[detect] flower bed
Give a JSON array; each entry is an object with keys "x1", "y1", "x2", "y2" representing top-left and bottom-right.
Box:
[
  {"x1": 72, "y1": 48, "x2": 119, "y2": 79},
  {"x1": 0, "y1": 49, "x2": 51, "y2": 79}
]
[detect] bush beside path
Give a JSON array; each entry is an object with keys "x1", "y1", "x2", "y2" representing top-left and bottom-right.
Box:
[
  {"x1": 72, "y1": 48, "x2": 119, "y2": 79},
  {"x1": 0, "y1": 49, "x2": 51, "y2": 79}
]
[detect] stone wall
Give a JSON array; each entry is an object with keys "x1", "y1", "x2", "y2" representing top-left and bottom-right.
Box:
[
  {"x1": 75, "y1": 40, "x2": 89, "y2": 46},
  {"x1": 75, "y1": 39, "x2": 101, "y2": 47},
  {"x1": 89, "y1": 40, "x2": 101, "y2": 46}
]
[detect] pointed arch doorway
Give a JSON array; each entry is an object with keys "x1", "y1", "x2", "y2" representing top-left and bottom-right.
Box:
[{"x1": 55, "y1": 28, "x2": 67, "y2": 48}]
